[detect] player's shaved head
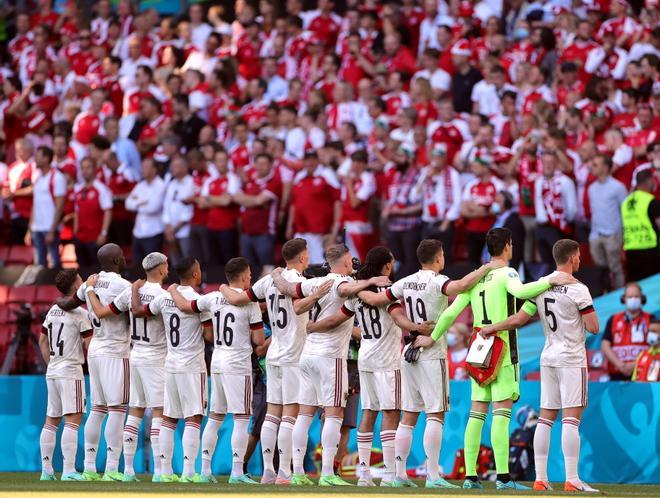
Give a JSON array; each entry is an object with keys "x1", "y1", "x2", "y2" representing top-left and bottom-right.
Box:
[
  {"x1": 486, "y1": 227, "x2": 512, "y2": 257},
  {"x1": 553, "y1": 239, "x2": 579, "y2": 265},
  {"x1": 97, "y1": 243, "x2": 126, "y2": 272},
  {"x1": 282, "y1": 238, "x2": 307, "y2": 262}
]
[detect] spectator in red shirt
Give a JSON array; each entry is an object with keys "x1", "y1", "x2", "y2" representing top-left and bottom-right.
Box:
[
  {"x1": 200, "y1": 148, "x2": 241, "y2": 266},
  {"x1": 101, "y1": 150, "x2": 137, "y2": 247},
  {"x1": 184, "y1": 148, "x2": 215, "y2": 267},
  {"x1": 73, "y1": 157, "x2": 113, "y2": 268},
  {"x1": 287, "y1": 150, "x2": 341, "y2": 264},
  {"x1": 3, "y1": 138, "x2": 35, "y2": 244},
  {"x1": 460, "y1": 151, "x2": 505, "y2": 264},
  {"x1": 382, "y1": 32, "x2": 417, "y2": 76},
  {"x1": 234, "y1": 153, "x2": 282, "y2": 272}
]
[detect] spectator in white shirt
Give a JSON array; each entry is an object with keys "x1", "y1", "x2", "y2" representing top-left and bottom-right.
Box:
[
  {"x1": 163, "y1": 156, "x2": 195, "y2": 265},
  {"x1": 263, "y1": 56, "x2": 289, "y2": 103},
  {"x1": 413, "y1": 48, "x2": 451, "y2": 99},
  {"x1": 29, "y1": 146, "x2": 66, "y2": 267},
  {"x1": 125, "y1": 158, "x2": 166, "y2": 264},
  {"x1": 471, "y1": 65, "x2": 516, "y2": 116},
  {"x1": 279, "y1": 105, "x2": 306, "y2": 166},
  {"x1": 189, "y1": 3, "x2": 213, "y2": 51}
]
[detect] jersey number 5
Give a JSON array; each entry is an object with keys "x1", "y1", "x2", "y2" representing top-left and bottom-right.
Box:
[{"x1": 544, "y1": 298, "x2": 557, "y2": 332}]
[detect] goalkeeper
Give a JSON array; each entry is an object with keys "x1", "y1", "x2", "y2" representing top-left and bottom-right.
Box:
[{"x1": 414, "y1": 228, "x2": 575, "y2": 490}]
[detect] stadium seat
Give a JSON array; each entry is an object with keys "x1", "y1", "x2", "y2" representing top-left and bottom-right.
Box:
[
  {"x1": 0, "y1": 246, "x2": 10, "y2": 263},
  {"x1": 7, "y1": 246, "x2": 34, "y2": 266},
  {"x1": 0, "y1": 308, "x2": 13, "y2": 324},
  {"x1": 202, "y1": 283, "x2": 221, "y2": 294},
  {"x1": 0, "y1": 285, "x2": 9, "y2": 304},
  {"x1": 7, "y1": 286, "x2": 37, "y2": 305},
  {"x1": 35, "y1": 285, "x2": 60, "y2": 304}
]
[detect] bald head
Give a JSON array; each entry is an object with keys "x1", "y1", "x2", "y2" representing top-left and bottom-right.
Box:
[{"x1": 97, "y1": 243, "x2": 126, "y2": 272}]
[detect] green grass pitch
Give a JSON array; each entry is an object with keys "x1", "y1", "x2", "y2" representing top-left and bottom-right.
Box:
[{"x1": 0, "y1": 474, "x2": 658, "y2": 497}]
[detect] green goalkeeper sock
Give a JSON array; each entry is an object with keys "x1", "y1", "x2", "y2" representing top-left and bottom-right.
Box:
[
  {"x1": 464, "y1": 410, "x2": 487, "y2": 477},
  {"x1": 491, "y1": 408, "x2": 512, "y2": 476}
]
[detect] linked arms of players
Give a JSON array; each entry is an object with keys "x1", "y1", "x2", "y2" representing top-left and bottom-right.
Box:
[
  {"x1": 505, "y1": 271, "x2": 577, "y2": 300},
  {"x1": 218, "y1": 280, "x2": 334, "y2": 315},
  {"x1": 358, "y1": 260, "x2": 505, "y2": 308},
  {"x1": 270, "y1": 268, "x2": 390, "y2": 300},
  {"x1": 306, "y1": 304, "x2": 434, "y2": 335}
]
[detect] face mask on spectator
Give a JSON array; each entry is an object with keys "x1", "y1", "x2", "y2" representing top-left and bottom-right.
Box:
[
  {"x1": 647, "y1": 331, "x2": 658, "y2": 347},
  {"x1": 491, "y1": 203, "x2": 502, "y2": 215},
  {"x1": 625, "y1": 297, "x2": 642, "y2": 311},
  {"x1": 446, "y1": 333, "x2": 458, "y2": 348}
]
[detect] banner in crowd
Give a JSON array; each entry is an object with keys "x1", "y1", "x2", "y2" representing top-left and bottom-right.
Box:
[{"x1": 1, "y1": 377, "x2": 657, "y2": 483}]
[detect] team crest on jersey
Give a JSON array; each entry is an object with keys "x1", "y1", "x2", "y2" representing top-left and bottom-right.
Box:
[{"x1": 508, "y1": 271, "x2": 518, "y2": 278}]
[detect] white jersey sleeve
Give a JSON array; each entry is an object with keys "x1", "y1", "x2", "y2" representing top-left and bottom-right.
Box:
[{"x1": 247, "y1": 275, "x2": 272, "y2": 302}]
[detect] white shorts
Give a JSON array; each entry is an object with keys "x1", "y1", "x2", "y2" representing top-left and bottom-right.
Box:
[
  {"x1": 88, "y1": 356, "x2": 130, "y2": 407},
  {"x1": 298, "y1": 354, "x2": 348, "y2": 408},
  {"x1": 164, "y1": 371, "x2": 208, "y2": 419},
  {"x1": 401, "y1": 358, "x2": 450, "y2": 413},
  {"x1": 210, "y1": 372, "x2": 252, "y2": 415},
  {"x1": 46, "y1": 378, "x2": 86, "y2": 417},
  {"x1": 540, "y1": 366, "x2": 588, "y2": 410},
  {"x1": 360, "y1": 369, "x2": 402, "y2": 411},
  {"x1": 266, "y1": 364, "x2": 300, "y2": 405},
  {"x1": 130, "y1": 364, "x2": 165, "y2": 408}
]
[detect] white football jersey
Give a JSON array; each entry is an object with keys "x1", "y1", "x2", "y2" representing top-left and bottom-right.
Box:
[
  {"x1": 299, "y1": 273, "x2": 353, "y2": 359},
  {"x1": 148, "y1": 286, "x2": 211, "y2": 374},
  {"x1": 249, "y1": 268, "x2": 307, "y2": 366},
  {"x1": 387, "y1": 269, "x2": 452, "y2": 361},
  {"x1": 77, "y1": 271, "x2": 131, "y2": 358},
  {"x1": 532, "y1": 271, "x2": 594, "y2": 368},
  {"x1": 344, "y1": 292, "x2": 403, "y2": 372},
  {"x1": 42, "y1": 306, "x2": 92, "y2": 379},
  {"x1": 112, "y1": 282, "x2": 167, "y2": 366},
  {"x1": 193, "y1": 290, "x2": 262, "y2": 375}
]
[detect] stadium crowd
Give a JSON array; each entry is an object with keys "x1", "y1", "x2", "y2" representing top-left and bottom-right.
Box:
[{"x1": 0, "y1": 0, "x2": 659, "y2": 283}]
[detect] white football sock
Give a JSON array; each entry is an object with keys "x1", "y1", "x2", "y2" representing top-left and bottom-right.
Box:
[
  {"x1": 159, "y1": 419, "x2": 177, "y2": 475},
  {"x1": 394, "y1": 423, "x2": 414, "y2": 480},
  {"x1": 122, "y1": 415, "x2": 142, "y2": 476},
  {"x1": 277, "y1": 416, "x2": 295, "y2": 478},
  {"x1": 381, "y1": 429, "x2": 396, "y2": 479},
  {"x1": 321, "y1": 416, "x2": 343, "y2": 477},
  {"x1": 61, "y1": 422, "x2": 79, "y2": 475},
  {"x1": 104, "y1": 405, "x2": 127, "y2": 472},
  {"x1": 201, "y1": 414, "x2": 224, "y2": 476},
  {"x1": 182, "y1": 420, "x2": 201, "y2": 478},
  {"x1": 292, "y1": 414, "x2": 313, "y2": 475},
  {"x1": 357, "y1": 431, "x2": 373, "y2": 478},
  {"x1": 231, "y1": 415, "x2": 250, "y2": 477},
  {"x1": 534, "y1": 418, "x2": 554, "y2": 481},
  {"x1": 151, "y1": 417, "x2": 162, "y2": 476},
  {"x1": 424, "y1": 417, "x2": 443, "y2": 481},
  {"x1": 40, "y1": 423, "x2": 57, "y2": 474},
  {"x1": 84, "y1": 406, "x2": 107, "y2": 473},
  {"x1": 261, "y1": 414, "x2": 280, "y2": 474},
  {"x1": 562, "y1": 417, "x2": 581, "y2": 482}
]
